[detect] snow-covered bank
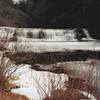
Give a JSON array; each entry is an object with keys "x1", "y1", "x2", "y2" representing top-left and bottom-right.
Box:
[
  {"x1": 11, "y1": 65, "x2": 96, "y2": 100},
  {"x1": 31, "y1": 60, "x2": 100, "y2": 87},
  {"x1": 11, "y1": 65, "x2": 68, "y2": 100}
]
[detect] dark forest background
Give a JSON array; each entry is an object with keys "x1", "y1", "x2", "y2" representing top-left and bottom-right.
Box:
[{"x1": 0, "y1": 0, "x2": 100, "y2": 39}]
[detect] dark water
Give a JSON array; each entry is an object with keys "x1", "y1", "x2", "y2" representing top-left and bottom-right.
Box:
[{"x1": 4, "y1": 50, "x2": 100, "y2": 65}]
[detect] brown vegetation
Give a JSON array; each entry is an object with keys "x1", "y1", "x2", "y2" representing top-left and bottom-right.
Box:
[
  {"x1": 0, "y1": 37, "x2": 22, "y2": 100},
  {"x1": 43, "y1": 88, "x2": 89, "y2": 100},
  {"x1": 67, "y1": 77, "x2": 100, "y2": 100},
  {"x1": 0, "y1": 53, "x2": 17, "y2": 91},
  {"x1": 0, "y1": 91, "x2": 28, "y2": 100},
  {"x1": 33, "y1": 72, "x2": 91, "y2": 100}
]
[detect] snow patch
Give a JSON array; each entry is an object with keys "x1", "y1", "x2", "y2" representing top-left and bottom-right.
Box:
[
  {"x1": 11, "y1": 65, "x2": 97, "y2": 100},
  {"x1": 11, "y1": 65, "x2": 68, "y2": 100}
]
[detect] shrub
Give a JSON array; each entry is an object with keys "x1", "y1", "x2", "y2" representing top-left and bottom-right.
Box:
[
  {"x1": 0, "y1": 37, "x2": 17, "y2": 91},
  {"x1": 43, "y1": 88, "x2": 89, "y2": 100},
  {"x1": 0, "y1": 91, "x2": 28, "y2": 100}
]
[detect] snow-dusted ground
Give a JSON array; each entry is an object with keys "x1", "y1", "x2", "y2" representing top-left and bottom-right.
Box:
[
  {"x1": 34, "y1": 60, "x2": 100, "y2": 87},
  {"x1": 11, "y1": 65, "x2": 68, "y2": 100},
  {"x1": 11, "y1": 65, "x2": 97, "y2": 100}
]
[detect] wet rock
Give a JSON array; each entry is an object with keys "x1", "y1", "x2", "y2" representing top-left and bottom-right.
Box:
[{"x1": 31, "y1": 64, "x2": 65, "y2": 73}]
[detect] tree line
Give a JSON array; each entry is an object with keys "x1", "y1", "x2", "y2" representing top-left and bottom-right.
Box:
[{"x1": 0, "y1": 0, "x2": 100, "y2": 39}]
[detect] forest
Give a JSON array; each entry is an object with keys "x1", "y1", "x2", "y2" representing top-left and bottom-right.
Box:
[{"x1": 0, "y1": 0, "x2": 100, "y2": 39}]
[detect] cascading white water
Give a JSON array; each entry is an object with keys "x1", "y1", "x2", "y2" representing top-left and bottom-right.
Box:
[
  {"x1": 43, "y1": 29, "x2": 76, "y2": 41},
  {"x1": 15, "y1": 28, "x2": 93, "y2": 41},
  {"x1": 1, "y1": 27, "x2": 99, "y2": 53},
  {"x1": 0, "y1": 27, "x2": 93, "y2": 42},
  {"x1": 0, "y1": 27, "x2": 15, "y2": 40},
  {"x1": 83, "y1": 28, "x2": 93, "y2": 40},
  {"x1": 16, "y1": 28, "x2": 77, "y2": 41}
]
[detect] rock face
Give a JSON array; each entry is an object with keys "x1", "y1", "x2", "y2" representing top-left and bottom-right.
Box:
[{"x1": 43, "y1": 88, "x2": 89, "y2": 100}]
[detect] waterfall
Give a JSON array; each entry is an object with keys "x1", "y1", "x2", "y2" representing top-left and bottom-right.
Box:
[
  {"x1": 83, "y1": 28, "x2": 93, "y2": 40},
  {"x1": 0, "y1": 27, "x2": 15, "y2": 40},
  {"x1": 15, "y1": 28, "x2": 93, "y2": 41},
  {"x1": 15, "y1": 28, "x2": 78, "y2": 41},
  {"x1": 0, "y1": 27, "x2": 94, "y2": 41}
]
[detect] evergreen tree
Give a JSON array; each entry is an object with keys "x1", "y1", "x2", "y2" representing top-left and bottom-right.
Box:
[
  {"x1": 0, "y1": 0, "x2": 28, "y2": 27},
  {"x1": 2, "y1": 0, "x2": 100, "y2": 39}
]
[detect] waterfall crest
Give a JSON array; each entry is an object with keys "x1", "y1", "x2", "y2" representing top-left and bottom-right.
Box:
[{"x1": 0, "y1": 27, "x2": 93, "y2": 41}]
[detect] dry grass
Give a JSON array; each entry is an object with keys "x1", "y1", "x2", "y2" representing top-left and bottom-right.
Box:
[
  {"x1": 0, "y1": 34, "x2": 29, "y2": 100},
  {"x1": 0, "y1": 91, "x2": 28, "y2": 100},
  {"x1": 32, "y1": 72, "x2": 90, "y2": 100},
  {"x1": 32, "y1": 61, "x2": 100, "y2": 100},
  {"x1": 0, "y1": 51, "x2": 17, "y2": 90},
  {"x1": 43, "y1": 88, "x2": 89, "y2": 100},
  {"x1": 0, "y1": 35, "x2": 17, "y2": 90},
  {"x1": 8, "y1": 75, "x2": 20, "y2": 81}
]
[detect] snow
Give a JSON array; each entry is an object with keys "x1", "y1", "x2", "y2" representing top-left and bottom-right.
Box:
[
  {"x1": 31, "y1": 60, "x2": 100, "y2": 87},
  {"x1": 59, "y1": 60, "x2": 100, "y2": 87},
  {"x1": 11, "y1": 65, "x2": 68, "y2": 100},
  {"x1": 80, "y1": 91, "x2": 96, "y2": 100},
  {"x1": 11, "y1": 65, "x2": 97, "y2": 100}
]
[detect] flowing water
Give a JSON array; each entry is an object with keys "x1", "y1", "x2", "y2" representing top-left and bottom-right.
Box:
[
  {"x1": 0, "y1": 27, "x2": 93, "y2": 41},
  {"x1": 0, "y1": 27, "x2": 100, "y2": 100}
]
